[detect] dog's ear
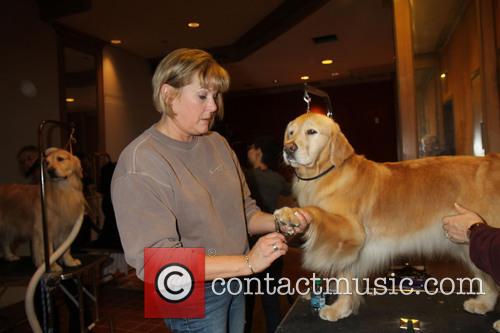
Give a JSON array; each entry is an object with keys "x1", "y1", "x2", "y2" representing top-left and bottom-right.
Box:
[
  {"x1": 72, "y1": 155, "x2": 84, "y2": 179},
  {"x1": 329, "y1": 123, "x2": 354, "y2": 167}
]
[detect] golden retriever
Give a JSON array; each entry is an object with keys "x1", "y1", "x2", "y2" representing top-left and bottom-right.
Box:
[
  {"x1": 274, "y1": 112, "x2": 500, "y2": 326},
  {"x1": 0, "y1": 148, "x2": 85, "y2": 270}
]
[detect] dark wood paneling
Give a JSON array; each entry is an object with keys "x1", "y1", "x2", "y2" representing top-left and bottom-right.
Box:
[{"x1": 223, "y1": 79, "x2": 398, "y2": 163}]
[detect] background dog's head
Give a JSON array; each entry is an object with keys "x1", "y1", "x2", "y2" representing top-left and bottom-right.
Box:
[
  {"x1": 44, "y1": 148, "x2": 83, "y2": 180},
  {"x1": 283, "y1": 113, "x2": 354, "y2": 172}
]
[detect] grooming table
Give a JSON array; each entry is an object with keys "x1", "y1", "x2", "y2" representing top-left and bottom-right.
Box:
[
  {"x1": 277, "y1": 293, "x2": 500, "y2": 332},
  {"x1": 57, "y1": 254, "x2": 110, "y2": 332}
]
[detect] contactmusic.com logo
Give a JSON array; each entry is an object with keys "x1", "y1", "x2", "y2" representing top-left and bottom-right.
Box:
[{"x1": 144, "y1": 248, "x2": 205, "y2": 318}]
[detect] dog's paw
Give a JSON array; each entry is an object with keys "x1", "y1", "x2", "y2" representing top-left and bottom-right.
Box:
[
  {"x1": 51, "y1": 263, "x2": 63, "y2": 272},
  {"x1": 493, "y1": 320, "x2": 500, "y2": 332},
  {"x1": 319, "y1": 303, "x2": 352, "y2": 322},
  {"x1": 64, "y1": 257, "x2": 81, "y2": 267},
  {"x1": 463, "y1": 297, "x2": 494, "y2": 314},
  {"x1": 273, "y1": 207, "x2": 304, "y2": 234},
  {"x1": 4, "y1": 253, "x2": 21, "y2": 262}
]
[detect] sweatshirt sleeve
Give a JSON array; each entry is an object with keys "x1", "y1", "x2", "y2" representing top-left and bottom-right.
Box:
[
  {"x1": 232, "y1": 150, "x2": 260, "y2": 222},
  {"x1": 469, "y1": 224, "x2": 500, "y2": 285},
  {"x1": 111, "y1": 172, "x2": 181, "y2": 280}
]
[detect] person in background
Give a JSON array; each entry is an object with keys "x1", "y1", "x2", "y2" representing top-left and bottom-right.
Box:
[
  {"x1": 442, "y1": 203, "x2": 500, "y2": 284},
  {"x1": 244, "y1": 136, "x2": 292, "y2": 333},
  {"x1": 17, "y1": 145, "x2": 39, "y2": 183},
  {"x1": 111, "y1": 48, "x2": 310, "y2": 333}
]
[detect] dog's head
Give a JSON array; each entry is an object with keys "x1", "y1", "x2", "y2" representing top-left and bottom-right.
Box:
[
  {"x1": 283, "y1": 113, "x2": 354, "y2": 173},
  {"x1": 44, "y1": 148, "x2": 83, "y2": 180}
]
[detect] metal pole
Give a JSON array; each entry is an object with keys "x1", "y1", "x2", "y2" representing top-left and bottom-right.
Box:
[
  {"x1": 304, "y1": 83, "x2": 334, "y2": 117},
  {"x1": 37, "y1": 120, "x2": 75, "y2": 333}
]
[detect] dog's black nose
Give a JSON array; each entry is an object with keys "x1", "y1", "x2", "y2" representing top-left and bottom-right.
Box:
[
  {"x1": 47, "y1": 168, "x2": 57, "y2": 178},
  {"x1": 284, "y1": 142, "x2": 298, "y2": 157}
]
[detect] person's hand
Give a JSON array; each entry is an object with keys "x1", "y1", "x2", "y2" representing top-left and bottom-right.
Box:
[
  {"x1": 273, "y1": 207, "x2": 312, "y2": 237},
  {"x1": 442, "y1": 203, "x2": 484, "y2": 243},
  {"x1": 247, "y1": 232, "x2": 288, "y2": 273}
]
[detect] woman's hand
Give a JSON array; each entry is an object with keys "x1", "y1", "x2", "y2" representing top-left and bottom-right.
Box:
[
  {"x1": 247, "y1": 232, "x2": 288, "y2": 273},
  {"x1": 442, "y1": 203, "x2": 484, "y2": 243}
]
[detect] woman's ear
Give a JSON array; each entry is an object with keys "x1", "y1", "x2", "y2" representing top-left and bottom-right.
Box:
[{"x1": 160, "y1": 83, "x2": 175, "y2": 105}]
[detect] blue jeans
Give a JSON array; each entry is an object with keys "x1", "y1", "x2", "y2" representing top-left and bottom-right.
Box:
[{"x1": 164, "y1": 280, "x2": 245, "y2": 333}]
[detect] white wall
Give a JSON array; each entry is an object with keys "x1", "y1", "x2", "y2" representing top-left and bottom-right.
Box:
[
  {"x1": 0, "y1": 0, "x2": 59, "y2": 184},
  {"x1": 103, "y1": 47, "x2": 158, "y2": 161}
]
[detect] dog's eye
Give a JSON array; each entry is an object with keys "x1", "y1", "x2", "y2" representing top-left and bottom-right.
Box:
[
  {"x1": 57, "y1": 157, "x2": 65, "y2": 162},
  {"x1": 306, "y1": 129, "x2": 317, "y2": 135},
  {"x1": 288, "y1": 130, "x2": 294, "y2": 137}
]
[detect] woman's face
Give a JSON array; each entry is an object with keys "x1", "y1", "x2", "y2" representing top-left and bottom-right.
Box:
[{"x1": 166, "y1": 75, "x2": 219, "y2": 141}]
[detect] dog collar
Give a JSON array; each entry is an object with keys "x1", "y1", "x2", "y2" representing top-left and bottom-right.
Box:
[{"x1": 294, "y1": 164, "x2": 336, "y2": 181}]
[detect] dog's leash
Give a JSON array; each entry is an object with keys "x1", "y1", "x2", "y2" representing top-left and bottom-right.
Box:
[{"x1": 64, "y1": 128, "x2": 76, "y2": 154}]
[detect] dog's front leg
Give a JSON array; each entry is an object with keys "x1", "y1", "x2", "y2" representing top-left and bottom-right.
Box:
[
  {"x1": 320, "y1": 271, "x2": 362, "y2": 322},
  {"x1": 62, "y1": 249, "x2": 81, "y2": 267},
  {"x1": 32, "y1": 231, "x2": 62, "y2": 271},
  {"x1": 274, "y1": 206, "x2": 365, "y2": 322},
  {"x1": 274, "y1": 206, "x2": 365, "y2": 266}
]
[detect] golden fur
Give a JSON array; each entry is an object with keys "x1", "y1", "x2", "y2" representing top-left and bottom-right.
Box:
[
  {"x1": 0, "y1": 148, "x2": 86, "y2": 270},
  {"x1": 274, "y1": 112, "x2": 500, "y2": 322}
]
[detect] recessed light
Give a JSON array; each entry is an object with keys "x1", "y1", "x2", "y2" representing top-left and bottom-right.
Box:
[
  {"x1": 66, "y1": 98, "x2": 75, "y2": 103},
  {"x1": 440, "y1": 73, "x2": 447, "y2": 79},
  {"x1": 300, "y1": 75, "x2": 310, "y2": 80},
  {"x1": 321, "y1": 59, "x2": 333, "y2": 65},
  {"x1": 110, "y1": 39, "x2": 122, "y2": 45},
  {"x1": 331, "y1": 72, "x2": 340, "y2": 77},
  {"x1": 188, "y1": 22, "x2": 200, "y2": 28},
  {"x1": 273, "y1": 79, "x2": 279, "y2": 84}
]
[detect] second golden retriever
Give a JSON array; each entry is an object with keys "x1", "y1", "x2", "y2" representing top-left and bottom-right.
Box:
[
  {"x1": 0, "y1": 148, "x2": 85, "y2": 270},
  {"x1": 274, "y1": 112, "x2": 500, "y2": 326}
]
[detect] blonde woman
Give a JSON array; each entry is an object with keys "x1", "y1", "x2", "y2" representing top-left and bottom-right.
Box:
[{"x1": 111, "y1": 48, "x2": 310, "y2": 333}]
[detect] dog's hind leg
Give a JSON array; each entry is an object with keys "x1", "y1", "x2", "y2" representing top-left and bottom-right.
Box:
[{"x1": 463, "y1": 268, "x2": 498, "y2": 315}]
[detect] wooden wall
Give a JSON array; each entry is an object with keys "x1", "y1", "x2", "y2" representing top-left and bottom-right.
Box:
[{"x1": 439, "y1": 1, "x2": 481, "y2": 155}]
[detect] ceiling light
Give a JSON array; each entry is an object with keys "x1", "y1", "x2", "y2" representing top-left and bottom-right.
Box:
[
  {"x1": 273, "y1": 79, "x2": 279, "y2": 84},
  {"x1": 331, "y1": 72, "x2": 340, "y2": 77},
  {"x1": 188, "y1": 22, "x2": 200, "y2": 28},
  {"x1": 66, "y1": 98, "x2": 75, "y2": 103},
  {"x1": 321, "y1": 59, "x2": 333, "y2": 65},
  {"x1": 110, "y1": 39, "x2": 122, "y2": 45},
  {"x1": 300, "y1": 75, "x2": 310, "y2": 80},
  {"x1": 440, "y1": 72, "x2": 447, "y2": 79}
]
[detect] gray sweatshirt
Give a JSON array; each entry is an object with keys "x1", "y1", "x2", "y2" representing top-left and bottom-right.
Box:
[{"x1": 111, "y1": 126, "x2": 259, "y2": 279}]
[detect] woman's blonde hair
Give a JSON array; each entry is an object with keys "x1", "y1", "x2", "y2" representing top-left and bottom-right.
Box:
[{"x1": 152, "y1": 48, "x2": 230, "y2": 119}]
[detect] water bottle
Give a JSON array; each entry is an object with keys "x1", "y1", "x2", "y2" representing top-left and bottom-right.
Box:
[{"x1": 310, "y1": 278, "x2": 326, "y2": 313}]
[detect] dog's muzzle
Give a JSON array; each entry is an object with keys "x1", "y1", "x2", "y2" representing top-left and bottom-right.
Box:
[
  {"x1": 47, "y1": 168, "x2": 67, "y2": 180},
  {"x1": 284, "y1": 142, "x2": 298, "y2": 160}
]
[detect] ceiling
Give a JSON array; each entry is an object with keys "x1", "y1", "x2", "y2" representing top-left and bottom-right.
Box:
[{"x1": 37, "y1": 0, "x2": 464, "y2": 92}]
